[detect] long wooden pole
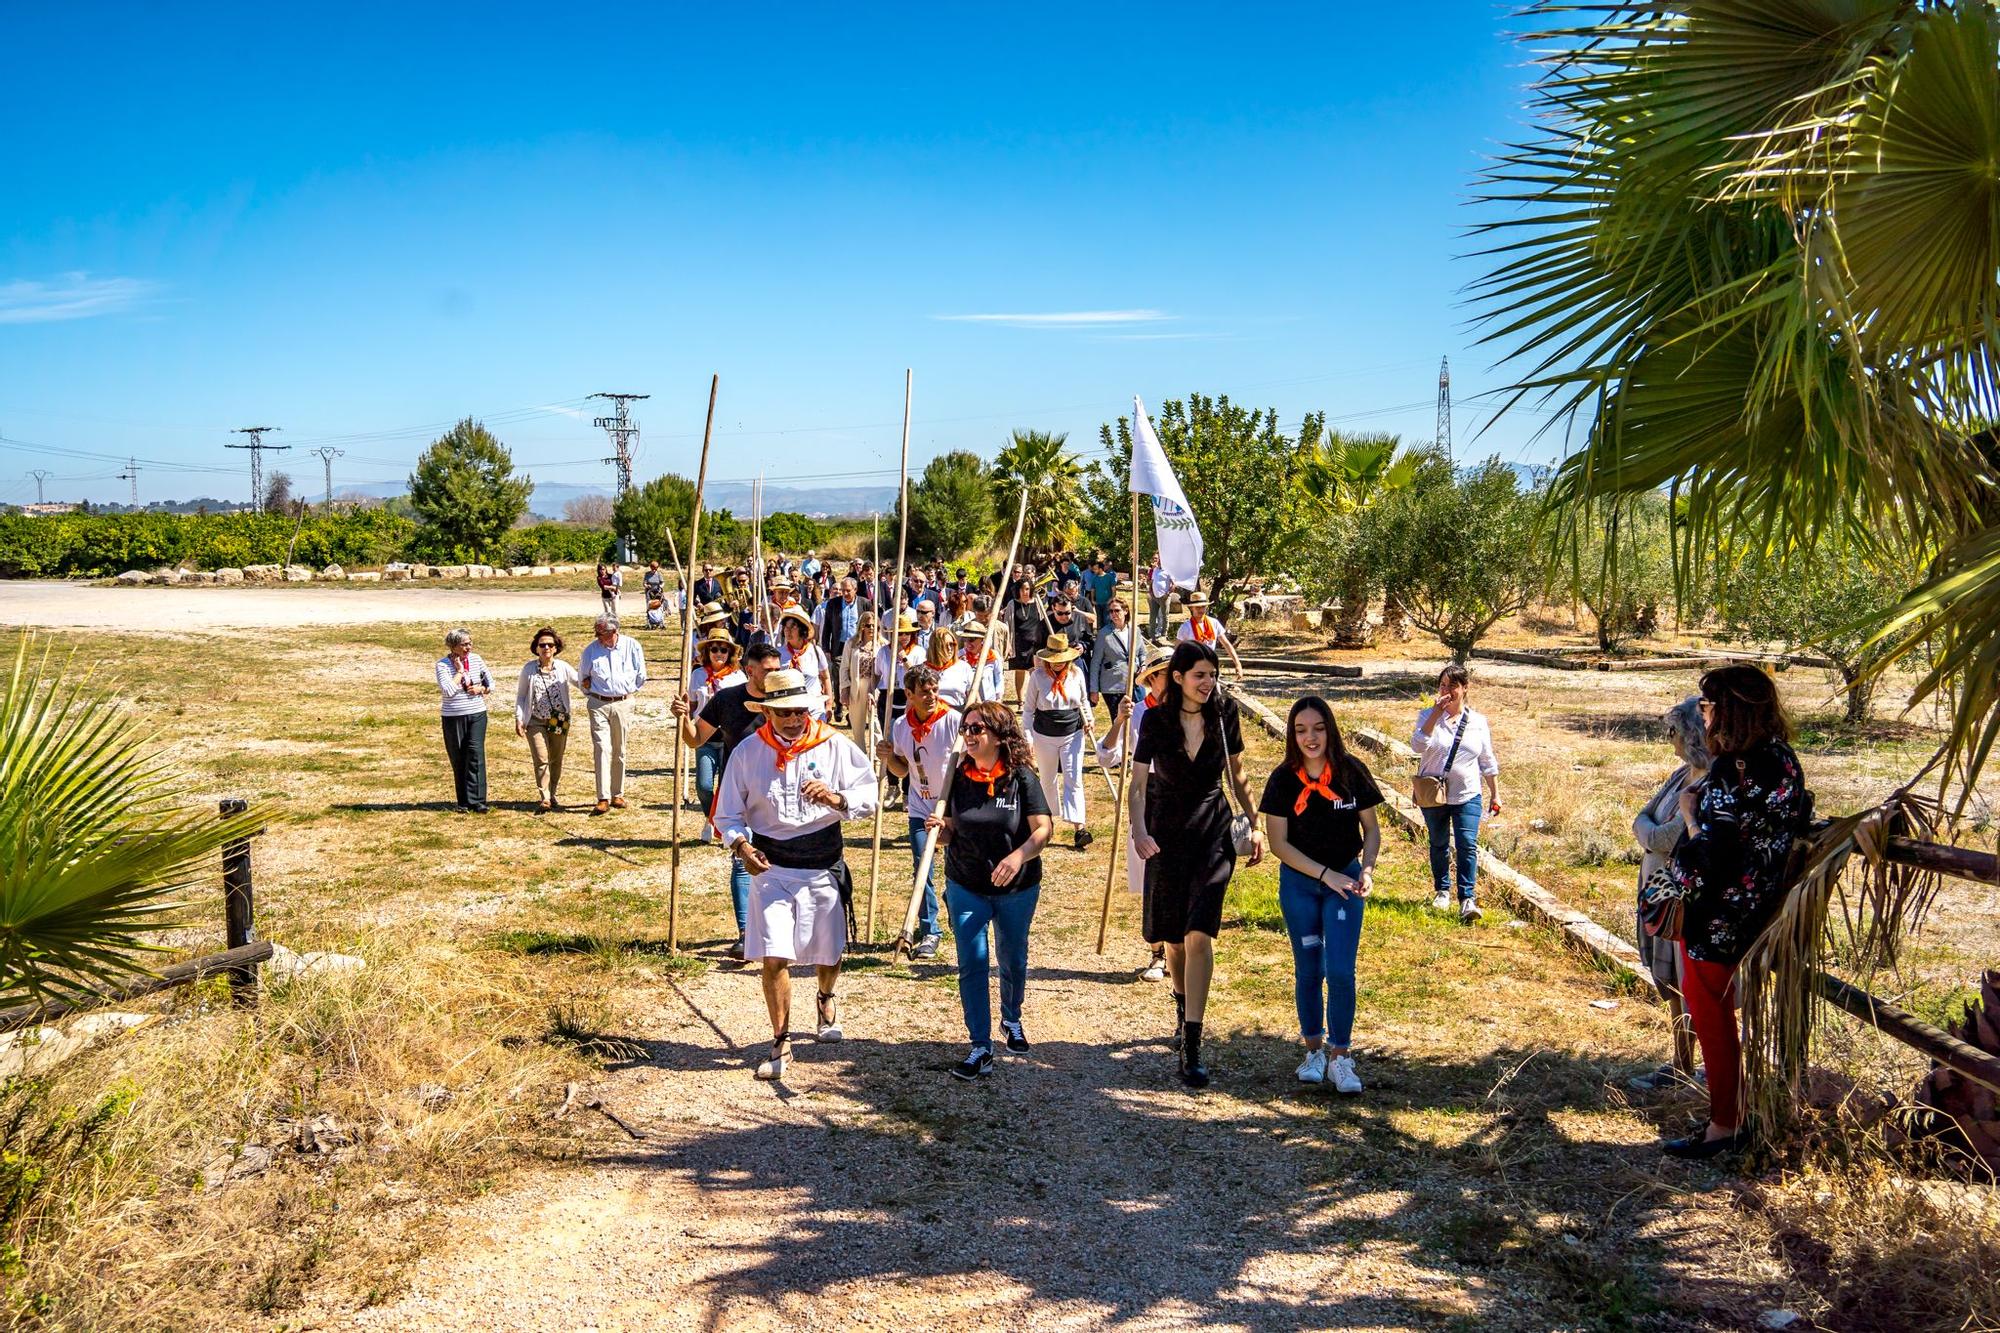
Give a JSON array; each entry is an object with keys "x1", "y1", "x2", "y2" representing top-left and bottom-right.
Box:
[
  {"x1": 661, "y1": 523, "x2": 689, "y2": 802},
  {"x1": 1028, "y1": 588, "x2": 1120, "y2": 801},
  {"x1": 865, "y1": 369, "x2": 914, "y2": 943},
  {"x1": 899, "y1": 485, "x2": 1031, "y2": 950},
  {"x1": 667, "y1": 374, "x2": 718, "y2": 953},
  {"x1": 1097, "y1": 491, "x2": 1143, "y2": 953}
]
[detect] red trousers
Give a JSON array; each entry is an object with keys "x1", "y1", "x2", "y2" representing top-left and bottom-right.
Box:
[{"x1": 1678, "y1": 941, "x2": 1742, "y2": 1131}]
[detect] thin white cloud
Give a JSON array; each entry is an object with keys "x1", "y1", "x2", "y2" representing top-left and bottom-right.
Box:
[
  {"x1": 0, "y1": 272, "x2": 161, "y2": 325},
  {"x1": 1093, "y1": 331, "x2": 1234, "y2": 342},
  {"x1": 535, "y1": 403, "x2": 593, "y2": 421},
  {"x1": 933, "y1": 309, "x2": 1174, "y2": 329}
]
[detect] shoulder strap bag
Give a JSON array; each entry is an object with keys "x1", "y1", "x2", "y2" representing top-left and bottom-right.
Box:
[{"x1": 1411, "y1": 711, "x2": 1468, "y2": 809}]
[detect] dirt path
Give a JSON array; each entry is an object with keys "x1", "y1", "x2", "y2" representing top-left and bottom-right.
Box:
[
  {"x1": 331, "y1": 835, "x2": 1770, "y2": 1332},
  {"x1": 0, "y1": 580, "x2": 612, "y2": 630}
]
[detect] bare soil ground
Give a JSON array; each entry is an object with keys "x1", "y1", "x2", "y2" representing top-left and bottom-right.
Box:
[{"x1": 4, "y1": 590, "x2": 1990, "y2": 1331}]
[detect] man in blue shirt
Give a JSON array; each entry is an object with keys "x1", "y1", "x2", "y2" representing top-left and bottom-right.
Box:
[{"x1": 578, "y1": 615, "x2": 647, "y2": 814}]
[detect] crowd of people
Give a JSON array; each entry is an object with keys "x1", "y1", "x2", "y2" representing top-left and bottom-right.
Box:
[{"x1": 431, "y1": 553, "x2": 1813, "y2": 1157}]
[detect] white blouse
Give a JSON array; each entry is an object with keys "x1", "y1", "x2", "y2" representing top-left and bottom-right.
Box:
[
  {"x1": 515, "y1": 659, "x2": 580, "y2": 726},
  {"x1": 1411, "y1": 706, "x2": 1500, "y2": 806}
]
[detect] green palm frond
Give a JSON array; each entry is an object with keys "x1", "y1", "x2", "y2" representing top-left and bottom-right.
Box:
[
  {"x1": 991, "y1": 429, "x2": 1084, "y2": 551},
  {"x1": 0, "y1": 638, "x2": 266, "y2": 1009}
]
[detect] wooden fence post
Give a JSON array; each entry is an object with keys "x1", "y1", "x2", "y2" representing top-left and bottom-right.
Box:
[{"x1": 219, "y1": 798, "x2": 256, "y2": 1004}]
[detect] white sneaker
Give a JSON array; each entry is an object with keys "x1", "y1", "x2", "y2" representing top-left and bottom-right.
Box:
[
  {"x1": 1329, "y1": 1054, "x2": 1364, "y2": 1094},
  {"x1": 1432, "y1": 891, "x2": 1452, "y2": 911},
  {"x1": 1460, "y1": 900, "x2": 1485, "y2": 923},
  {"x1": 1141, "y1": 957, "x2": 1167, "y2": 982},
  {"x1": 1295, "y1": 1047, "x2": 1328, "y2": 1084}
]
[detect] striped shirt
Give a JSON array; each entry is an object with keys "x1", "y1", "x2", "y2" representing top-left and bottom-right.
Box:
[{"x1": 436, "y1": 653, "x2": 493, "y2": 717}]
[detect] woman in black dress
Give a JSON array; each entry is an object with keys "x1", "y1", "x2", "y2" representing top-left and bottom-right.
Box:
[{"x1": 1129, "y1": 639, "x2": 1266, "y2": 1087}]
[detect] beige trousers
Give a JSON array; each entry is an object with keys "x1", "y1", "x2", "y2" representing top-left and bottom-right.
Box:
[
  {"x1": 586, "y1": 695, "x2": 633, "y2": 800},
  {"x1": 526, "y1": 725, "x2": 568, "y2": 803}
]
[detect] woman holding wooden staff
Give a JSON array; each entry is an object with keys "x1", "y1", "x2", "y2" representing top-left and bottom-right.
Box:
[
  {"x1": 1022, "y1": 631, "x2": 1093, "y2": 850},
  {"x1": 1128, "y1": 639, "x2": 1265, "y2": 1088},
  {"x1": 877, "y1": 665, "x2": 958, "y2": 960},
  {"x1": 926, "y1": 700, "x2": 1053, "y2": 1080}
]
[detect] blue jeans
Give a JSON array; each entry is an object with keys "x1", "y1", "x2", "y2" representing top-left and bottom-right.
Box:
[
  {"x1": 947, "y1": 881, "x2": 1040, "y2": 1049},
  {"x1": 909, "y1": 817, "x2": 940, "y2": 940},
  {"x1": 1421, "y1": 796, "x2": 1482, "y2": 901},
  {"x1": 1278, "y1": 863, "x2": 1366, "y2": 1047},
  {"x1": 695, "y1": 739, "x2": 724, "y2": 812},
  {"x1": 729, "y1": 857, "x2": 750, "y2": 938}
]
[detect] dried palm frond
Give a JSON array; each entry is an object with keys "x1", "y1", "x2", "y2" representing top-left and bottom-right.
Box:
[{"x1": 1735, "y1": 790, "x2": 1947, "y2": 1131}]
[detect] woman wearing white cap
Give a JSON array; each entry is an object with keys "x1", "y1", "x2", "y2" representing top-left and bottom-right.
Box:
[
  {"x1": 1176, "y1": 591, "x2": 1244, "y2": 677},
  {"x1": 777, "y1": 607, "x2": 832, "y2": 719},
  {"x1": 1022, "y1": 631, "x2": 1093, "y2": 850},
  {"x1": 712, "y1": 667, "x2": 880, "y2": 1081}
]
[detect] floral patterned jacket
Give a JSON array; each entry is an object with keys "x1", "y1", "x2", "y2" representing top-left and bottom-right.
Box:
[{"x1": 1671, "y1": 738, "x2": 1808, "y2": 966}]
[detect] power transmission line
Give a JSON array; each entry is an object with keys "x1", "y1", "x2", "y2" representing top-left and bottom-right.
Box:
[
  {"x1": 117, "y1": 458, "x2": 141, "y2": 507},
  {"x1": 26, "y1": 469, "x2": 51, "y2": 504},
  {"x1": 589, "y1": 392, "x2": 648, "y2": 562},
  {"x1": 225, "y1": 426, "x2": 288, "y2": 513},
  {"x1": 1436, "y1": 357, "x2": 1453, "y2": 461},
  {"x1": 308, "y1": 446, "x2": 345, "y2": 504}
]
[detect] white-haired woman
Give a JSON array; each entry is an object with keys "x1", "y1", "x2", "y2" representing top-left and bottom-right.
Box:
[
  {"x1": 436, "y1": 627, "x2": 493, "y2": 813},
  {"x1": 1629, "y1": 695, "x2": 1711, "y2": 1093}
]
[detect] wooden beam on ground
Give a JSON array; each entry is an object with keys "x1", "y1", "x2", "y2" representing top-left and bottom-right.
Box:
[
  {"x1": 1471, "y1": 647, "x2": 1592, "y2": 670},
  {"x1": 1233, "y1": 656, "x2": 1364, "y2": 677},
  {"x1": 1812, "y1": 970, "x2": 2000, "y2": 1094},
  {"x1": 1883, "y1": 835, "x2": 2000, "y2": 885},
  {"x1": 0, "y1": 941, "x2": 276, "y2": 1031}
]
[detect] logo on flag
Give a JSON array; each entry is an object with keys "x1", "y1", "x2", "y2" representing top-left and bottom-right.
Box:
[{"x1": 1129, "y1": 396, "x2": 1203, "y2": 590}]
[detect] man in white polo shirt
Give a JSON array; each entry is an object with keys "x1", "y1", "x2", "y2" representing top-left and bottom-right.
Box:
[{"x1": 578, "y1": 615, "x2": 646, "y2": 814}]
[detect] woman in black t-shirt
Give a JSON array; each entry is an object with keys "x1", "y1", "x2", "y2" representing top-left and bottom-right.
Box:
[
  {"x1": 1130, "y1": 639, "x2": 1266, "y2": 1089},
  {"x1": 927, "y1": 700, "x2": 1054, "y2": 1081},
  {"x1": 1259, "y1": 695, "x2": 1382, "y2": 1095}
]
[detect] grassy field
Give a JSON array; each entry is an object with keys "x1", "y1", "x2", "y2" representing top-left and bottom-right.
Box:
[{"x1": 1, "y1": 609, "x2": 1994, "y2": 1330}]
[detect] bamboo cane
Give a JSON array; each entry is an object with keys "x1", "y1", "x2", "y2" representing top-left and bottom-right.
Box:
[
  {"x1": 667, "y1": 374, "x2": 718, "y2": 954},
  {"x1": 898, "y1": 486, "x2": 1031, "y2": 952},
  {"x1": 661, "y1": 522, "x2": 689, "y2": 802},
  {"x1": 1097, "y1": 491, "x2": 1142, "y2": 954},
  {"x1": 865, "y1": 369, "x2": 914, "y2": 943}
]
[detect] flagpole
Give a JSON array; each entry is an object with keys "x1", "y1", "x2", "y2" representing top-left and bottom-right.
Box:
[
  {"x1": 1097, "y1": 487, "x2": 1142, "y2": 954},
  {"x1": 667, "y1": 373, "x2": 718, "y2": 954},
  {"x1": 865, "y1": 368, "x2": 913, "y2": 944}
]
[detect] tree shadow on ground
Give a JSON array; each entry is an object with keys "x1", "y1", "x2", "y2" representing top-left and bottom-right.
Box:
[
  {"x1": 569, "y1": 1015, "x2": 1777, "y2": 1331},
  {"x1": 1547, "y1": 711, "x2": 1670, "y2": 744}
]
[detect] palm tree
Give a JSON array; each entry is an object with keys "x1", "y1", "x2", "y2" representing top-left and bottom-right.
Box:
[
  {"x1": 0, "y1": 640, "x2": 265, "y2": 1009},
  {"x1": 1474, "y1": 0, "x2": 2000, "y2": 799},
  {"x1": 1472, "y1": 0, "x2": 2000, "y2": 1125},
  {"x1": 1298, "y1": 434, "x2": 1425, "y2": 647},
  {"x1": 991, "y1": 429, "x2": 1084, "y2": 555}
]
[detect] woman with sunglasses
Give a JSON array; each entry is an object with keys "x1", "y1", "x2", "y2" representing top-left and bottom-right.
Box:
[
  {"x1": 689, "y1": 626, "x2": 746, "y2": 835},
  {"x1": 513, "y1": 626, "x2": 579, "y2": 812},
  {"x1": 927, "y1": 701, "x2": 1053, "y2": 1080}
]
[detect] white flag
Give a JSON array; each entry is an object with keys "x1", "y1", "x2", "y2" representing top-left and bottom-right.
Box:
[{"x1": 1129, "y1": 395, "x2": 1203, "y2": 590}]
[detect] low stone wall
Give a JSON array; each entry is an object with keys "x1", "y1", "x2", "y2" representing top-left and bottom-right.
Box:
[{"x1": 111, "y1": 561, "x2": 616, "y2": 586}]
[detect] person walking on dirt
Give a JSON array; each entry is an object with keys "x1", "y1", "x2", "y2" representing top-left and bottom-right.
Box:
[
  {"x1": 1022, "y1": 631, "x2": 1093, "y2": 851},
  {"x1": 514, "y1": 626, "x2": 579, "y2": 813},
  {"x1": 1176, "y1": 591, "x2": 1243, "y2": 677},
  {"x1": 673, "y1": 641, "x2": 781, "y2": 957},
  {"x1": 1005, "y1": 578, "x2": 1046, "y2": 702},
  {"x1": 1259, "y1": 695, "x2": 1383, "y2": 1093},
  {"x1": 927, "y1": 700, "x2": 1053, "y2": 1081},
  {"x1": 578, "y1": 615, "x2": 646, "y2": 814},
  {"x1": 435, "y1": 627, "x2": 493, "y2": 814},
  {"x1": 1628, "y1": 696, "x2": 1709, "y2": 1093},
  {"x1": 1128, "y1": 640, "x2": 1265, "y2": 1088},
  {"x1": 1412, "y1": 664, "x2": 1502, "y2": 920},
  {"x1": 596, "y1": 563, "x2": 622, "y2": 622},
  {"x1": 712, "y1": 668, "x2": 879, "y2": 1082},
  {"x1": 1094, "y1": 645, "x2": 1175, "y2": 982},
  {"x1": 877, "y1": 665, "x2": 959, "y2": 960}
]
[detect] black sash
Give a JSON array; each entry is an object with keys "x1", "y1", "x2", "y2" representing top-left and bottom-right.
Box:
[
  {"x1": 1033, "y1": 707, "x2": 1083, "y2": 739},
  {"x1": 752, "y1": 823, "x2": 844, "y2": 870}
]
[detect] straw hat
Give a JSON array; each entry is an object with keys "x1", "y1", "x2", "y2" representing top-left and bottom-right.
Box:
[
  {"x1": 954, "y1": 614, "x2": 988, "y2": 638},
  {"x1": 778, "y1": 605, "x2": 814, "y2": 632},
  {"x1": 1136, "y1": 643, "x2": 1175, "y2": 682},
  {"x1": 696, "y1": 600, "x2": 731, "y2": 626},
  {"x1": 745, "y1": 668, "x2": 823, "y2": 714},
  {"x1": 1036, "y1": 632, "x2": 1084, "y2": 664},
  {"x1": 1184, "y1": 591, "x2": 1211, "y2": 610},
  {"x1": 697, "y1": 626, "x2": 742, "y2": 661},
  {"x1": 888, "y1": 608, "x2": 920, "y2": 634},
  {"x1": 769, "y1": 575, "x2": 794, "y2": 591}
]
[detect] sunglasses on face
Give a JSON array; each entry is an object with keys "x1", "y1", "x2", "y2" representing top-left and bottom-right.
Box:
[
  {"x1": 534, "y1": 642, "x2": 556, "y2": 651},
  {"x1": 961, "y1": 723, "x2": 991, "y2": 737}
]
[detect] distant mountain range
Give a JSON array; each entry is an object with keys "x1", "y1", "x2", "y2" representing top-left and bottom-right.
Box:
[{"x1": 335, "y1": 479, "x2": 900, "y2": 520}]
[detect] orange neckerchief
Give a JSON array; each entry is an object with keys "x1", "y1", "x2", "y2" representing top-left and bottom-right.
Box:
[
  {"x1": 1143, "y1": 685, "x2": 1165, "y2": 708},
  {"x1": 756, "y1": 719, "x2": 833, "y2": 768},
  {"x1": 907, "y1": 704, "x2": 949, "y2": 749},
  {"x1": 1190, "y1": 614, "x2": 1217, "y2": 643},
  {"x1": 961, "y1": 755, "x2": 1009, "y2": 795},
  {"x1": 1040, "y1": 661, "x2": 1076, "y2": 697},
  {"x1": 962, "y1": 645, "x2": 996, "y2": 668},
  {"x1": 1292, "y1": 762, "x2": 1341, "y2": 815}
]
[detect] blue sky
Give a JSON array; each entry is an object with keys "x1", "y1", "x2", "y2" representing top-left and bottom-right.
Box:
[{"x1": 0, "y1": 3, "x2": 1558, "y2": 508}]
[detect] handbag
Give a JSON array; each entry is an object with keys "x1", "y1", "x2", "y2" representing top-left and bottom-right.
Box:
[
  {"x1": 1638, "y1": 861, "x2": 1686, "y2": 940},
  {"x1": 1412, "y1": 711, "x2": 1468, "y2": 809}
]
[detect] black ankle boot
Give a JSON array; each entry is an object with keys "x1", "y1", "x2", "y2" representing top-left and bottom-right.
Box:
[
  {"x1": 1179, "y1": 1020, "x2": 1210, "y2": 1088},
  {"x1": 1172, "y1": 991, "x2": 1186, "y2": 1051}
]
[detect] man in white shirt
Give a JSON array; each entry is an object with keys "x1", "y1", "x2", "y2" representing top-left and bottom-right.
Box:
[
  {"x1": 1176, "y1": 591, "x2": 1244, "y2": 677},
  {"x1": 876, "y1": 666, "x2": 959, "y2": 959},
  {"x1": 713, "y1": 668, "x2": 879, "y2": 1081},
  {"x1": 577, "y1": 615, "x2": 647, "y2": 813},
  {"x1": 1147, "y1": 556, "x2": 1172, "y2": 638}
]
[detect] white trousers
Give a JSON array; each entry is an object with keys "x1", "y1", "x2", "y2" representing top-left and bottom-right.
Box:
[
  {"x1": 586, "y1": 695, "x2": 632, "y2": 800},
  {"x1": 746, "y1": 864, "x2": 847, "y2": 967},
  {"x1": 1031, "y1": 730, "x2": 1087, "y2": 825}
]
